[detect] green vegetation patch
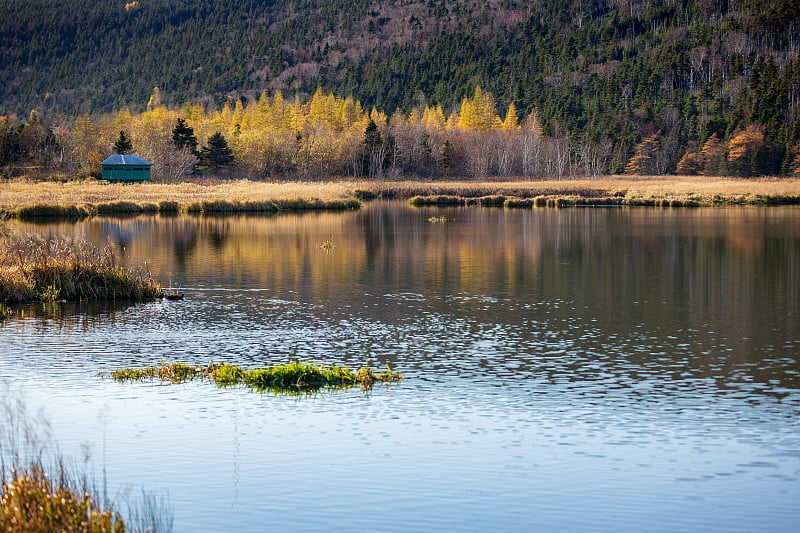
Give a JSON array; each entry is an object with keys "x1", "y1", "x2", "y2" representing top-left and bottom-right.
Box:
[
  {"x1": 179, "y1": 198, "x2": 360, "y2": 215},
  {"x1": 409, "y1": 195, "x2": 465, "y2": 207},
  {"x1": 353, "y1": 189, "x2": 378, "y2": 201},
  {"x1": 14, "y1": 204, "x2": 91, "y2": 220},
  {"x1": 112, "y1": 360, "x2": 403, "y2": 394}
]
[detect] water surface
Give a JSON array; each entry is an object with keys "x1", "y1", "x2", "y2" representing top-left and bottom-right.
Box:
[{"x1": 2, "y1": 203, "x2": 799, "y2": 532}]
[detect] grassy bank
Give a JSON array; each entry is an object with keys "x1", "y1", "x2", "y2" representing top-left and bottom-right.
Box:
[
  {"x1": 372, "y1": 177, "x2": 800, "y2": 207},
  {"x1": 2, "y1": 177, "x2": 798, "y2": 220},
  {"x1": 0, "y1": 180, "x2": 362, "y2": 219},
  {"x1": 0, "y1": 235, "x2": 163, "y2": 304},
  {"x1": 112, "y1": 360, "x2": 403, "y2": 394}
]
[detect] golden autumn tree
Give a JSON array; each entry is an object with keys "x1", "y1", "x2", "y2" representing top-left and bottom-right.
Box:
[
  {"x1": 625, "y1": 133, "x2": 661, "y2": 175},
  {"x1": 794, "y1": 145, "x2": 800, "y2": 175},
  {"x1": 501, "y1": 103, "x2": 520, "y2": 130},
  {"x1": 457, "y1": 86, "x2": 500, "y2": 131},
  {"x1": 70, "y1": 113, "x2": 102, "y2": 176},
  {"x1": 676, "y1": 149, "x2": 702, "y2": 175},
  {"x1": 422, "y1": 104, "x2": 447, "y2": 131},
  {"x1": 698, "y1": 132, "x2": 724, "y2": 176},
  {"x1": 726, "y1": 124, "x2": 765, "y2": 176}
]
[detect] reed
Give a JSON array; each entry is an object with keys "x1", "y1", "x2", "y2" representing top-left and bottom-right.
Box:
[
  {"x1": 1, "y1": 463, "x2": 124, "y2": 533},
  {"x1": 111, "y1": 360, "x2": 403, "y2": 393},
  {"x1": 1, "y1": 389, "x2": 172, "y2": 533},
  {"x1": 0, "y1": 234, "x2": 163, "y2": 304}
]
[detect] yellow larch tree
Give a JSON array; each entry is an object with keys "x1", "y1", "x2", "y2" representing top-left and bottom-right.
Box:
[
  {"x1": 422, "y1": 104, "x2": 447, "y2": 131},
  {"x1": 726, "y1": 124, "x2": 764, "y2": 176},
  {"x1": 501, "y1": 103, "x2": 520, "y2": 130}
]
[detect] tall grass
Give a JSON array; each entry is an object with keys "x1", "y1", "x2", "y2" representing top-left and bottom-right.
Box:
[
  {"x1": 0, "y1": 234, "x2": 163, "y2": 304},
  {"x1": 0, "y1": 387, "x2": 172, "y2": 533},
  {"x1": 112, "y1": 360, "x2": 403, "y2": 394}
]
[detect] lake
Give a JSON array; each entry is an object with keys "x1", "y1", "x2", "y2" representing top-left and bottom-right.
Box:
[{"x1": 2, "y1": 201, "x2": 799, "y2": 532}]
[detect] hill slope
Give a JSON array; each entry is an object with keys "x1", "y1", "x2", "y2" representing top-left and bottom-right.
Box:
[{"x1": 1, "y1": 0, "x2": 799, "y2": 174}]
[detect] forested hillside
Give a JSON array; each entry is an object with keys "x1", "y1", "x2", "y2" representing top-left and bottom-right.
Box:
[{"x1": 1, "y1": 0, "x2": 799, "y2": 176}]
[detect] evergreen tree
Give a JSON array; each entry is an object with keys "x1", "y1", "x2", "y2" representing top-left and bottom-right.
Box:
[
  {"x1": 113, "y1": 130, "x2": 133, "y2": 154},
  {"x1": 440, "y1": 140, "x2": 453, "y2": 177},
  {"x1": 361, "y1": 119, "x2": 385, "y2": 177},
  {"x1": 172, "y1": 118, "x2": 198, "y2": 154},
  {"x1": 200, "y1": 132, "x2": 234, "y2": 172}
]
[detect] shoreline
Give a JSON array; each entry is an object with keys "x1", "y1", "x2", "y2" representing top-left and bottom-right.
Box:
[{"x1": 0, "y1": 177, "x2": 799, "y2": 220}]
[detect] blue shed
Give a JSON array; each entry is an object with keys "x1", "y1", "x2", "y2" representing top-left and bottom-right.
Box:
[{"x1": 100, "y1": 154, "x2": 153, "y2": 182}]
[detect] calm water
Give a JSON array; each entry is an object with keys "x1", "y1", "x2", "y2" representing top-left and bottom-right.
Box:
[{"x1": 2, "y1": 202, "x2": 799, "y2": 532}]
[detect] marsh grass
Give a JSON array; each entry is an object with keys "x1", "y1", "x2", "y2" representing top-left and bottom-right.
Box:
[
  {"x1": 0, "y1": 180, "x2": 363, "y2": 220},
  {"x1": 0, "y1": 388, "x2": 172, "y2": 533},
  {"x1": 409, "y1": 191, "x2": 800, "y2": 208},
  {"x1": 0, "y1": 234, "x2": 163, "y2": 304},
  {"x1": 1, "y1": 463, "x2": 124, "y2": 533},
  {"x1": 111, "y1": 360, "x2": 403, "y2": 394},
  {"x1": 4, "y1": 178, "x2": 799, "y2": 219},
  {"x1": 374, "y1": 177, "x2": 800, "y2": 207}
]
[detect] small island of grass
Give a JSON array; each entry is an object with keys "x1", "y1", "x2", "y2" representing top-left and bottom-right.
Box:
[{"x1": 111, "y1": 360, "x2": 403, "y2": 394}]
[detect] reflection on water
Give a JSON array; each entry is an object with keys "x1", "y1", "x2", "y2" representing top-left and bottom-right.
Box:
[{"x1": 2, "y1": 203, "x2": 800, "y2": 532}]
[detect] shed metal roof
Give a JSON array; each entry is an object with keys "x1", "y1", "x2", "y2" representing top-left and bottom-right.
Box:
[{"x1": 101, "y1": 154, "x2": 153, "y2": 166}]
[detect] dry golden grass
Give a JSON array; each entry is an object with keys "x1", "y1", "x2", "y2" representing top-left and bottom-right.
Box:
[
  {"x1": 0, "y1": 235, "x2": 163, "y2": 304},
  {"x1": 0, "y1": 179, "x2": 362, "y2": 217},
  {"x1": 366, "y1": 176, "x2": 800, "y2": 200},
  {"x1": 1, "y1": 176, "x2": 799, "y2": 217}
]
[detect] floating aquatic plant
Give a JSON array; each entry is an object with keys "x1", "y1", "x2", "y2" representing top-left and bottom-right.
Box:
[
  {"x1": 317, "y1": 238, "x2": 336, "y2": 252},
  {"x1": 110, "y1": 360, "x2": 403, "y2": 394}
]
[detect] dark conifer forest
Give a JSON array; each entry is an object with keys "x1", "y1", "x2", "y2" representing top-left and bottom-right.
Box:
[{"x1": 1, "y1": 0, "x2": 799, "y2": 177}]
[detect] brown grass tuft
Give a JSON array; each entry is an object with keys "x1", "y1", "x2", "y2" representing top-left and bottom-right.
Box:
[{"x1": 0, "y1": 235, "x2": 163, "y2": 304}]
